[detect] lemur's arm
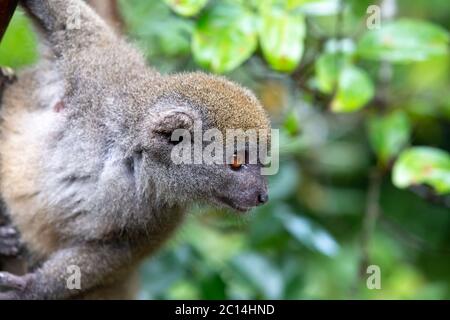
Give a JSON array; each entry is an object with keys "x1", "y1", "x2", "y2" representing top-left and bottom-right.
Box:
[
  {"x1": 0, "y1": 242, "x2": 132, "y2": 299},
  {"x1": 0, "y1": 0, "x2": 134, "y2": 300},
  {"x1": 21, "y1": 0, "x2": 116, "y2": 54}
]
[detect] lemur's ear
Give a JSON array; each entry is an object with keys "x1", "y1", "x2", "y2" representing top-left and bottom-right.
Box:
[
  {"x1": 153, "y1": 111, "x2": 194, "y2": 133},
  {"x1": 152, "y1": 111, "x2": 195, "y2": 144}
]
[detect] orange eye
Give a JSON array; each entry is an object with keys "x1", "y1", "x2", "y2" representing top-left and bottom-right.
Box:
[{"x1": 230, "y1": 154, "x2": 243, "y2": 171}]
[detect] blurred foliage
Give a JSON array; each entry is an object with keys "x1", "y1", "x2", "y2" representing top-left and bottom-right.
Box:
[
  {"x1": 393, "y1": 147, "x2": 450, "y2": 194},
  {"x1": 1, "y1": 0, "x2": 449, "y2": 299}
]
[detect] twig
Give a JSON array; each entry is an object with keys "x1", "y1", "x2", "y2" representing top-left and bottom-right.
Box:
[
  {"x1": 409, "y1": 185, "x2": 450, "y2": 209},
  {"x1": 359, "y1": 169, "x2": 383, "y2": 276},
  {"x1": 380, "y1": 212, "x2": 450, "y2": 254},
  {"x1": 353, "y1": 0, "x2": 397, "y2": 294}
]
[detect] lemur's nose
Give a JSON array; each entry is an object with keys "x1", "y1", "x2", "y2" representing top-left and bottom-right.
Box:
[{"x1": 257, "y1": 193, "x2": 269, "y2": 205}]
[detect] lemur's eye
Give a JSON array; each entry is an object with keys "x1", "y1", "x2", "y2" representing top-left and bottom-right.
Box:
[{"x1": 230, "y1": 153, "x2": 244, "y2": 171}]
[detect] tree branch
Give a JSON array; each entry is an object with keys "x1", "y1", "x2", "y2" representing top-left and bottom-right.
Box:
[{"x1": 359, "y1": 169, "x2": 383, "y2": 275}]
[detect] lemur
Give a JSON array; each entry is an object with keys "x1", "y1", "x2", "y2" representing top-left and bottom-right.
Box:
[{"x1": 0, "y1": 0, "x2": 271, "y2": 299}]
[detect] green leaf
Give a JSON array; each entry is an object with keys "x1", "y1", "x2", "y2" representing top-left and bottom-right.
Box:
[
  {"x1": 164, "y1": 0, "x2": 208, "y2": 17},
  {"x1": 315, "y1": 52, "x2": 348, "y2": 94},
  {"x1": 199, "y1": 273, "x2": 227, "y2": 299},
  {"x1": 231, "y1": 252, "x2": 284, "y2": 299},
  {"x1": 283, "y1": 110, "x2": 301, "y2": 135},
  {"x1": 139, "y1": 246, "x2": 192, "y2": 299},
  {"x1": 0, "y1": 12, "x2": 38, "y2": 68},
  {"x1": 287, "y1": 0, "x2": 340, "y2": 15},
  {"x1": 294, "y1": 0, "x2": 340, "y2": 17},
  {"x1": 358, "y1": 19, "x2": 449, "y2": 63},
  {"x1": 393, "y1": 147, "x2": 450, "y2": 194},
  {"x1": 331, "y1": 64, "x2": 374, "y2": 112},
  {"x1": 192, "y1": 3, "x2": 258, "y2": 73},
  {"x1": 276, "y1": 206, "x2": 339, "y2": 256},
  {"x1": 119, "y1": 0, "x2": 193, "y2": 62},
  {"x1": 368, "y1": 111, "x2": 411, "y2": 165},
  {"x1": 259, "y1": 8, "x2": 306, "y2": 72}
]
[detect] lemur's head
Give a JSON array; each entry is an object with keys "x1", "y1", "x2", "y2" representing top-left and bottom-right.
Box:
[{"x1": 136, "y1": 72, "x2": 271, "y2": 212}]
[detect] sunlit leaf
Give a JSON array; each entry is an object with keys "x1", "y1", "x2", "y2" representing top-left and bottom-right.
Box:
[
  {"x1": 331, "y1": 64, "x2": 374, "y2": 112},
  {"x1": 259, "y1": 8, "x2": 306, "y2": 72},
  {"x1": 323, "y1": 38, "x2": 356, "y2": 54},
  {"x1": 393, "y1": 147, "x2": 450, "y2": 194},
  {"x1": 358, "y1": 19, "x2": 449, "y2": 63},
  {"x1": 289, "y1": 0, "x2": 340, "y2": 15},
  {"x1": 192, "y1": 3, "x2": 258, "y2": 73},
  {"x1": 368, "y1": 111, "x2": 411, "y2": 165},
  {"x1": 0, "y1": 12, "x2": 38, "y2": 68},
  {"x1": 165, "y1": 0, "x2": 208, "y2": 17}
]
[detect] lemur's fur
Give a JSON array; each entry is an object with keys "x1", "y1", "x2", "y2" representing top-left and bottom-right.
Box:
[{"x1": 0, "y1": 0, "x2": 270, "y2": 299}]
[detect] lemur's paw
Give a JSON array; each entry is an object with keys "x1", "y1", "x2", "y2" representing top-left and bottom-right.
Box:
[
  {"x1": 0, "y1": 271, "x2": 27, "y2": 289},
  {"x1": 0, "y1": 226, "x2": 22, "y2": 256},
  {"x1": 0, "y1": 272, "x2": 32, "y2": 300}
]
